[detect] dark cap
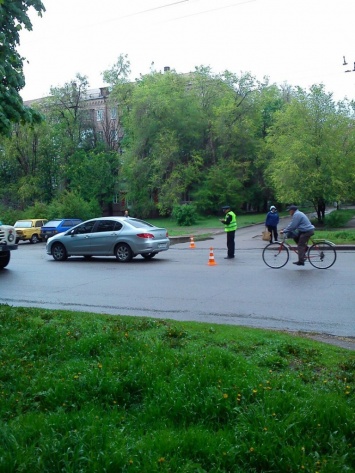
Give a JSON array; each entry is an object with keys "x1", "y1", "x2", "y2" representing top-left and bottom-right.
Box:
[
  {"x1": 222, "y1": 205, "x2": 230, "y2": 210},
  {"x1": 287, "y1": 205, "x2": 298, "y2": 211}
]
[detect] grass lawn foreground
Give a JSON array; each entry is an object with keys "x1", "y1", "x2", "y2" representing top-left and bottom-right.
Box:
[{"x1": 0, "y1": 305, "x2": 354, "y2": 472}]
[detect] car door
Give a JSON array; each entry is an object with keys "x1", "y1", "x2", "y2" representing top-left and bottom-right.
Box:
[
  {"x1": 65, "y1": 220, "x2": 96, "y2": 255},
  {"x1": 89, "y1": 220, "x2": 123, "y2": 255}
]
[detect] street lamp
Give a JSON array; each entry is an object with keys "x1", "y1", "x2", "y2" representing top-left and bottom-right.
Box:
[{"x1": 343, "y1": 56, "x2": 355, "y2": 73}]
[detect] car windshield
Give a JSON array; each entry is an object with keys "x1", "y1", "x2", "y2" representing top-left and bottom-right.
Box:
[
  {"x1": 14, "y1": 221, "x2": 32, "y2": 228},
  {"x1": 127, "y1": 218, "x2": 154, "y2": 228},
  {"x1": 44, "y1": 220, "x2": 61, "y2": 227}
]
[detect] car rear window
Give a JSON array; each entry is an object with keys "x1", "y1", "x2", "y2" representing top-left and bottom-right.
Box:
[
  {"x1": 44, "y1": 220, "x2": 61, "y2": 227},
  {"x1": 14, "y1": 221, "x2": 32, "y2": 228},
  {"x1": 127, "y1": 218, "x2": 154, "y2": 228}
]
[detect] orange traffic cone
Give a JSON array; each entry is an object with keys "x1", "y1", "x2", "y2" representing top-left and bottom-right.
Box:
[
  {"x1": 189, "y1": 236, "x2": 196, "y2": 249},
  {"x1": 208, "y1": 247, "x2": 217, "y2": 266}
]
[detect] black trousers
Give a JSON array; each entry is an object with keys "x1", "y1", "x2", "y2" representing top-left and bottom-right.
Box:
[
  {"x1": 226, "y1": 230, "x2": 235, "y2": 257},
  {"x1": 267, "y1": 225, "x2": 278, "y2": 243}
]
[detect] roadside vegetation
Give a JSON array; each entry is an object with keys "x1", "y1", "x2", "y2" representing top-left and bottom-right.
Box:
[
  {"x1": 2, "y1": 42, "x2": 355, "y2": 224},
  {"x1": 150, "y1": 208, "x2": 355, "y2": 244},
  {"x1": 0, "y1": 304, "x2": 354, "y2": 472}
]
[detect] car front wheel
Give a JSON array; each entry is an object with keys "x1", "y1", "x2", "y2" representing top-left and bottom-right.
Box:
[
  {"x1": 115, "y1": 243, "x2": 133, "y2": 262},
  {"x1": 51, "y1": 242, "x2": 68, "y2": 261},
  {"x1": 30, "y1": 234, "x2": 40, "y2": 244},
  {"x1": 0, "y1": 251, "x2": 10, "y2": 269}
]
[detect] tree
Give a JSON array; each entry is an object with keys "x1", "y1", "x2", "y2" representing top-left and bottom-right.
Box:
[
  {"x1": 122, "y1": 70, "x2": 207, "y2": 216},
  {"x1": 266, "y1": 85, "x2": 355, "y2": 220},
  {"x1": 0, "y1": 0, "x2": 45, "y2": 135},
  {"x1": 102, "y1": 54, "x2": 134, "y2": 153}
]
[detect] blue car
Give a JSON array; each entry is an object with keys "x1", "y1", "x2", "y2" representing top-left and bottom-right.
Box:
[{"x1": 40, "y1": 219, "x2": 82, "y2": 240}]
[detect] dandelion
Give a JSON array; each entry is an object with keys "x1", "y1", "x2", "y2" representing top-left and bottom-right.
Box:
[
  {"x1": 252, "y1": 389, "x2": 257, "y2": 394},
  {"x1": 158, "y1": 457, "x2": 165, "y2": 463},
  {"x1": 249, "y1": 447, "x2": 254, "y2": 452},
  {"x1": 263, "y1": 427, "x2": 268, "y2": 431},
  {"x1": 97, "y1": 363, "x2": 103, "y2": 369},
  {"x1": 223, "y1": 393, "x2": 228, "y2": 399}
]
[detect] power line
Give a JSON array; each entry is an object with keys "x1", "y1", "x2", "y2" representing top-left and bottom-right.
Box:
[{"x1": 83, "y1": 0, "x2": 258, "y2": 29}]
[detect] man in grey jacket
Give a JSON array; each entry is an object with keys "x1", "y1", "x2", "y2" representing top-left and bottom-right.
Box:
[{"x1": 280, "y1": 205, "x2": 315, "y2": 266}]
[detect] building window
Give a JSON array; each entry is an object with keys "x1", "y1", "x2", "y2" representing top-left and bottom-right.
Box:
[
  {"x1": 111, "y1": 108, "x2": 117, "y2": 120},
  {"x1": 110, "y1": 129, "x2": 118, "y2": 142},
  {"x1": 96, "y1": 109, "x2": 104, "y2": 122},
  {"x1": 97, "y1": 131, "x2": 104, "y2": 141}
]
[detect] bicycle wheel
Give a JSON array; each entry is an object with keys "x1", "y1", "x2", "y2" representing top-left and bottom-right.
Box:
[
  {"x1": 308, "y1": 242, "x2": 337, "y2": 269},
  {"x1": 262, "y1": 243, "x2": 289, "y2": 268}
]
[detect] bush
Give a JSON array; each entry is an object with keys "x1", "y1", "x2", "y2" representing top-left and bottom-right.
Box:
[
  {"x1": 0, "y1": 205, "x2": 23, "y2": 225},
  {"x1": 20, "y1": 201, "x2": 48, "y2": 219},
  {"x1": 47, "y1": 191, "x2": 101, "y2": 221},
  {"x1": 172, "y1": 204, "x2": 198, "y2": 226},
  {"x1": 324, "y1": 209, "x2": 355, "y2": 228}
]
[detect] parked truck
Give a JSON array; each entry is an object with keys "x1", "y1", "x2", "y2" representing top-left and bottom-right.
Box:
[{"x1": 0, "y1": 222, "x2": 18, "y2": 269}]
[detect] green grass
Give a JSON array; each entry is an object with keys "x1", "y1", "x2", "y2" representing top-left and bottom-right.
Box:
[
  {"x1": 314, "y1": 228, "x2": 355, "y2": 244},
  {"x1": 0, "y1": 305, "x2": 354, "y2": 472},
  {"x1": 149, "y1": 214, "x2": 268, "y2": 237},
  {"x1": 149, "y1": 211, "x2": 355, "y2": 244}
]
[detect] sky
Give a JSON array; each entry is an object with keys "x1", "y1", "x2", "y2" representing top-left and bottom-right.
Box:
[{"x1": 18, "y1": 0, "x2": 355, "y2": 102}]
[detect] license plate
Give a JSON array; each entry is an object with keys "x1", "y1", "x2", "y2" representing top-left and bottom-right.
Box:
[{"x1": 158, "y1": 243, "x2": 166, "y2": 249}]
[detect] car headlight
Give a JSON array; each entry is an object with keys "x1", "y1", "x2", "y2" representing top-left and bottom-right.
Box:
[{"x1": 8, "y1": 233, "x2": 15, "y2": 242}]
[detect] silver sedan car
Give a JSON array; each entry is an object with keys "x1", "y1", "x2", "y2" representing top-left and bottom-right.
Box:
[{"x1": 46, "y1": 217, "x2": 170, "y2": 262}]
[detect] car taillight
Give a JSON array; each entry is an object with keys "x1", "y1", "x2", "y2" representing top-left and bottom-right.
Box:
[{"x1": 136, "y1": 233, "x2": 155, "y2": 239}]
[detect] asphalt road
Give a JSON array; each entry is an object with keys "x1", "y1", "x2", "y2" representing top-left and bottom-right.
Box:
[{"x1": 1, "y1": 224, "x2": 354, "y2": 349}]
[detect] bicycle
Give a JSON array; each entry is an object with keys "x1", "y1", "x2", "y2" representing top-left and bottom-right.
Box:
[{"x1": 262, "y1": 235, "x2": 337, "y2": 269}]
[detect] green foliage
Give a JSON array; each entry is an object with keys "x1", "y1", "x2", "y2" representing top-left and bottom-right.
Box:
[
  {"x1": 266, "y1": 85, "x2": 355, "y2": 207},
  {"x1": 323, "y1": 209, "x2": 355, "y2": 228},
  {"x1": 192, "y1": 161, "x2": 244, "y2": 214},
  {"x1": 101, "y1": 53, "x2": 131, "y2": 86},
  {"x1": 172, "y1": 204, "x2": 198, "y2": 226},
  {"x1": 0, "y1": 305, "x2": 354, "y2": 472},
  {"x1": 19, "y1": 200, "x2": 48, "y2": 219},
  {"x1": 0, "y1": 204, "x2": 23, "y2": 225},
  {"x1": 66, "y1": 150, "x2": 121, "y2": 206},
  {"x1": 1, "y1": 64, "x2": 355, "y2": 220},
  {"x1": 46, "y1": 191, "x2": 100, "y2": 220},
  {"x1": 0, "y1": 0, "x2": 45, "y2": 135}
]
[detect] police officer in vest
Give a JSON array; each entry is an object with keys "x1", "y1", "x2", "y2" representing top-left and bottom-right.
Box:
[{"x1": 220, "y1": 205, "x2": 237, "y2": 259}]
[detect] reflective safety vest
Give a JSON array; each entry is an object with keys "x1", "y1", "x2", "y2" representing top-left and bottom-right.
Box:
[{"x1": 225, "y1": 211, "x2": 237, "y2": 232}]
